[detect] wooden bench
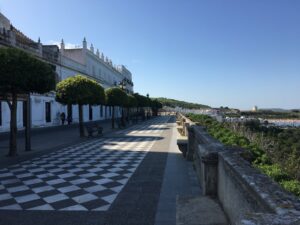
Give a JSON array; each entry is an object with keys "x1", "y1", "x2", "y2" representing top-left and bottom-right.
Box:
[{"x1": 84, "y1": 123, "x2": 103, "y2": 137}]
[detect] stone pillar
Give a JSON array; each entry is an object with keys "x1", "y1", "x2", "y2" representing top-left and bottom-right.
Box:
[
  {"x1": 198, "y1": 144, "x2": 220, "y2": 196},
  {"x1": 184, "y1": 121, "x2": 190, "y2": 136},
  {"x1": 181, "y1": 118, "x2": 186, "y2": 127},
  {"x1": 186, "y1": 124, "x2": 195, "y2": 161}
]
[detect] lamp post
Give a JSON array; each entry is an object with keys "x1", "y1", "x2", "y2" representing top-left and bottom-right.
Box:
[
  {"x1": 146, "y1": 93, "x2": 150, "y2": 119},
  {"x1": 119, "y1": 78, "x2": 127, "y2": 125},
  {"x1": 119, "y1": 78, "x2": 127, "y2": 92}
]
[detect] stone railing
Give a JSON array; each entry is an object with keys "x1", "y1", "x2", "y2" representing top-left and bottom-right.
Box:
[
  {"x1": 176, "y1": 113, "x2": 300, "y2": 225},
  {"x1": 176, "y1": 114, "x2": 193, "y2": 158}
]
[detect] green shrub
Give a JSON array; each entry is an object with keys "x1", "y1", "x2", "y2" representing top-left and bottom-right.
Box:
[
  {"x1": 187, "y1": 113, "x2": 300, "y2": 197},
  {"x1": 280, "y1": 180, "x2": 300, "y2": 197},
  {"x1": 256, "y1": 164, "x2": 290, "y2": 182}
]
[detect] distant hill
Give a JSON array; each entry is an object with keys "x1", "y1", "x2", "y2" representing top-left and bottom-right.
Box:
[
  {"x1": 260, "y1": 108, "x2": 300, "y2": 113},
  {"x1": 154, "y1": 97, "x2": 210, "y2": 109},
  {"x1": 260, "y1": 108, "x2": 290, "y2": 112}
]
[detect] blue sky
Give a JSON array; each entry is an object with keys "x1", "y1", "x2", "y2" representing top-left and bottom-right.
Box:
[{"x1": 1, "y1": 0, "x2": 299, "y2": 109}]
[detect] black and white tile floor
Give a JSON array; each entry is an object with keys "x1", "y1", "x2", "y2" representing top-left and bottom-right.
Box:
[
  {"x1": 115, "y1": 116, "x2": 170, "y2": 136},
  {"x1": 0, "y1": 117, "x2": 170, "y2": 212}
]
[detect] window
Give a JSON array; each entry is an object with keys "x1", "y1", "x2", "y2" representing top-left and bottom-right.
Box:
[
  {"x1": 89, "y1": 105, "x2": 93, "y2": 121},
  {"x1": 100, "y1": 105, "x2": 103, "y2": 117},
  {"x1": 0, "y1": 101, "x2": 2, "y2": 126},
  {"x1": 45, "y1": 102, "x2": 51, "y2": 123}
]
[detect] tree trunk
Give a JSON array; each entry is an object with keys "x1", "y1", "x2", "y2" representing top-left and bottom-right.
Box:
[
  {"x1": 112, "y1": 106, "x2": 115, "y2": 129},
  {"x1": 127, "y1": 107, "x2": 130, "y2": 122},
  {"x1": 8, "y1": 94, "x2": 18, "y2": 157},
  {"x1": 136, "y1": 107, "x2": 139, "y2": 122},
  {"x1": 78, "y1": 104, "x2": 84, "y2": 137},
  {"x1": 121, "y1": 107, "x2": 125, "y2": 126}
]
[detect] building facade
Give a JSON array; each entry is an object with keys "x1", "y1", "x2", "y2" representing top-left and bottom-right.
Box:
[{"x1": 0, "y1": 13, "x2": 134, "y2": 132}]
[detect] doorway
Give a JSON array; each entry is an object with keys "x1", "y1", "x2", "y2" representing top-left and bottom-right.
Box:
[{"x1": 45, "y1": 102, "x2": 51, "y2": 123}]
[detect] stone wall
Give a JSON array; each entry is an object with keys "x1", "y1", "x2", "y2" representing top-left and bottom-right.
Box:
[{"x1": 176, "y1": 113, "x2": 300, "y2": 225}]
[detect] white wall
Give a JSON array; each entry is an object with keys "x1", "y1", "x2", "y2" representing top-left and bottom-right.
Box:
[
  {"x1": 0, "y1": 98, "x2": 123, "y2": 132},
  {"x1": 0, "y1": 101, "x2": 24, "y2": 132}
]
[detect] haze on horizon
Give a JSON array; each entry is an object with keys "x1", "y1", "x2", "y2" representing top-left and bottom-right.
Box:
[{"x1": 0, "y1": 0, "x2": 299, "y2": 110}]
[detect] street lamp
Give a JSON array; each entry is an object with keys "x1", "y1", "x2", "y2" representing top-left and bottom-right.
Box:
[
  {"x1": 119, "y1": 78, "x2": 127, "y2": 125},
  {"x1": 119, "y1": 78, "x2": 127, "y2": 92},
  {"x1": 146, "y1": 93, "x2": 150, "y2": 119}
]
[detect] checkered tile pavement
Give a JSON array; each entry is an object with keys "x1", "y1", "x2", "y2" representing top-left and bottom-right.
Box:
[
  {"x1": 115, "y1": 116, "x2": 170, "y2": 136},
  {"x1": 0, "y1": 117, "x2": 170, "y2": 212}
]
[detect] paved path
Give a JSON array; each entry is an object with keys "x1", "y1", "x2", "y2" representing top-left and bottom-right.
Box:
[
  {"x1": 0, "y1": 119, "x2": 114, "y2": 160},
  {"x1": 0, "y1": 116, "x2": 201, "y2": 225}
]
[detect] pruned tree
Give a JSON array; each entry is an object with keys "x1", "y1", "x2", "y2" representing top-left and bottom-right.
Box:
[
  {"x1": 125, "y1": 94, "x2": 137, "y2": 121},
  {"x1": 0, "y1": 47, "x2": 56, "y2": 156},
  {"x1": 151, "y1": 99, "x2": 163, "y2": 116},
  {"x1": 105, "y1": 87, "x2": 127, "y2": 128},
  {"x1": 133, "y1": 93, "x2": 149, "y2": 120},
  {"x1": 56, "y1": 75, "x2": 105, "y2": 136}
]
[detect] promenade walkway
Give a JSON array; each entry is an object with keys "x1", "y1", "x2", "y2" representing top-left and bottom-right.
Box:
[
  {"x1": 0, "y1": 116, "x2": 202, "y2": 225},
  {"x1": 0, "y1": 119, "x2": 114, "y2": 162}
]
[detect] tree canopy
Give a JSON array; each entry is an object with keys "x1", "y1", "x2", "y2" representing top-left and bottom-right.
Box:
[
  {"x1": 0, "y1": 47, "x2": 57, "y2": 156},
  {"x1": 105, "y1": 87, "x2": 128, "y2": 106},
  {"x1": 56, "y1": 75, "x2": 105, "y2": 105},
  {"x1": 151, "y1": 99, "x2": 163, "y2": 109},
  {"x1": 56, "y1": 75, "x2": 105, "y2": 137},
  {"x1": 125, "y1": 94, "x2": 137, "y2": 108},
  {"x1": 133, "y1": 93, "x2": 149, "y2": 107},
  {"x1": 0, "y1": 47, "x2": 56, "y2": 96}
]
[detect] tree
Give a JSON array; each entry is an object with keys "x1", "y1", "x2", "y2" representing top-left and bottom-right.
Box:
[
  {"x1": 125, "y1": 94, "x2": 137, "y2": 121},
  {"x1": 56, "y1": 75, "x2": 105, "y2": 136},
  {"x1": 105, "y1": 87, "x2": 127, "y2": 128},
  {"x1": 133, "y1": 93, "x2": 149, "y2": 120},
  {"x1": 0, "y1": 48, "x2": 56, "y2": 157},
  {"x1": 151, "y1": 99, "x2": 163, "y2": 116}
]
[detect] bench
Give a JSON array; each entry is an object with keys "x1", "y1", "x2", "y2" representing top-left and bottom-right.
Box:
[{"x1": 84, "y1": 123, "x2": 103, "y2": 137}]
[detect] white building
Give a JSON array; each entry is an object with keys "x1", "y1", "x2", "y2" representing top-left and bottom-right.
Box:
[
  {"x1": 0, "y1": 13, "x2": 134, "y2": 132},
  {"x1": 252, "y1": 105, "x2": 258, "y2": 112}
]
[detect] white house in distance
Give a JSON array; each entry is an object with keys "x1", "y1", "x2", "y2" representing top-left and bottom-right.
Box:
[{"x1": 0, "y1": 12, "x2": 134, "y2": 132}]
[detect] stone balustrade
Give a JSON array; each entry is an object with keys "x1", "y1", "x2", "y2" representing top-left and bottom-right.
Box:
[{"x1": 176, "y1": 113, "x2": 300, "y2": 225}]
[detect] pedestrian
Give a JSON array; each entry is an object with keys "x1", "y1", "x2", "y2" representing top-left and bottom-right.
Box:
[{"x1": 60, "y1": 112, "x2": 66, "y2": 125}]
